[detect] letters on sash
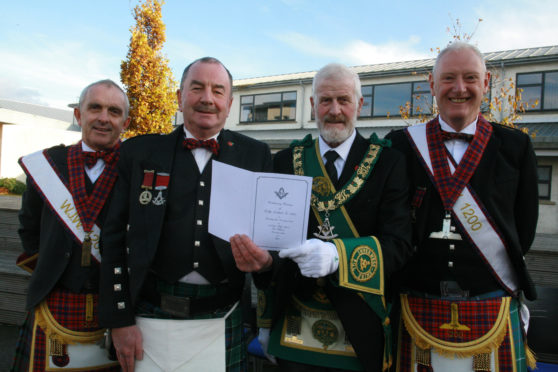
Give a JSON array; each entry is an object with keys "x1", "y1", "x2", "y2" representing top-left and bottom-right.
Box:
[
  {"x1": 406, "y1": 124, "x2": 519, "y2": 293},
  {"x1": 19, "y1": 150, "x2": 102, "y2": 263}
]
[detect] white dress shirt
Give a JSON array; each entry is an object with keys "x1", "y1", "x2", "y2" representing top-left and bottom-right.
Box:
[{"x1": 439, "y1": 117, "x2": 477, "y2": 164}]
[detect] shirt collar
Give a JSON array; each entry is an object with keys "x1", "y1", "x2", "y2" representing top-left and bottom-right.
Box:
[
  {"x1": 183, "y1": 126, "x2": 219, "y2": 141},
  {"x1": 318, "y1": 129, "x2": 356, "y2": 162},
  {"x1": 82, "y1": 141, "x2": 95, "y2": 153},
  {"x1": 439, "y1": 115, "x2": 477, "y2": 135}
]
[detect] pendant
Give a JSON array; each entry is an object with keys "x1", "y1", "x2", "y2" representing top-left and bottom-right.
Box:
[
  {"x1": 313, "y1": 212, "x2": 338, "y2": 241},
  {"x1": 139, "y1": 190, "x2": 152, "y2": 205},
  {"x1": 429, "y1": 212, "x2": 462, "y2": 240},
  {"x1": 81, "y1": 233, "x2": 92, "y2": 267},
  {"x1": 152, "y1": 190, "x2": 165, "y2": 206}
]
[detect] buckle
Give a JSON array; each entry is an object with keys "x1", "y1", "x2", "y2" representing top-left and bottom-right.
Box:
[
  {"x1": 160, "y1": 293, "x2": 191, "y2": 318},
  {"x1": 440, "y1": 281, "x2": 469, "y2": 298}
]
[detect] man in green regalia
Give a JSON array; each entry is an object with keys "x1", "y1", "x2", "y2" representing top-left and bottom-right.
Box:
[{"x1": 230, "y1": 63, "x2": 412, "y2": 371}]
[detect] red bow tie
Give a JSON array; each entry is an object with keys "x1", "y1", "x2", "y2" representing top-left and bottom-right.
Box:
[
  {"x1": 441, "y1": 130, "x2": 474, "y2": 143},
  {"x1": 82, "y1": 151, "x2": 117, "y2": 168},
  {"x1": 183, "y1": 138, "x2": 220, "y2": 155}
]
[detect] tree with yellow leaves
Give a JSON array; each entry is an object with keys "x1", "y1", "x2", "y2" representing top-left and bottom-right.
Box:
[{"x1": 121, "y1": 0, "x2": 177, "y2": 137}]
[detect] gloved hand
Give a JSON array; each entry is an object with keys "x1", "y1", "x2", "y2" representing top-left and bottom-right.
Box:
[
  {"x1": 257, "y1": 328, "x2": 277, "y2": 364},
  {"x1": 279, "y1": 238, "x2": 339, "y2": 278}
]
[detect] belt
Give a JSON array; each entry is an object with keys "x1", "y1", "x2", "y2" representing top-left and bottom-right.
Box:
[{"x1": 159, "y1": 292, "x2": 238, "y2": 318}]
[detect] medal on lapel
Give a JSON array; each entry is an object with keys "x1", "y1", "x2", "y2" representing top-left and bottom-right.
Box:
[
  {"x1": 152, "y1": 172, "x2": 170, "y2": 206},
  {"x1": 139, "y1": 170, "x2": 155, "y2": 205}
]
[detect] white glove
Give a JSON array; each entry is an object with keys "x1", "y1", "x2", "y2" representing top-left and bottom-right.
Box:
[
  {"x1": 279, "y1": 238, "x2": 339, "y2": 278},
  {"x1": 257, "y1": 328, "x2": 277, "y2": 364}
]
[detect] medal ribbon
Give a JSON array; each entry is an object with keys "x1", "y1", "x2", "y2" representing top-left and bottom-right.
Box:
[
  {"x1": 68, "y1": 141, "x2": 120, "y2": 234},
  {"x1": 426, "y1": 114, "x2": 492, "y2": 211}
]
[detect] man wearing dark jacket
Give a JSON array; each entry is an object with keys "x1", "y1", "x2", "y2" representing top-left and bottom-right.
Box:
[
  {"x1": 99, "y1": 57, "x2": 272, "y2": 372},
  {"x1": 387, "y1": 42, "x2": 538, "y2": 372},
  {"x1": 12, "y1": 79, "x2": 130, "y2": 371}
]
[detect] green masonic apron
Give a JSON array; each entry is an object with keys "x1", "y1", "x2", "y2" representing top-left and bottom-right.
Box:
[{"x1": 267, "y1": 134, "x2": 392, "y2": 371}]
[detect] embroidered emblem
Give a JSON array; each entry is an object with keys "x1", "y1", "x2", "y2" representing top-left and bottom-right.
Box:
[
  {"x1": 275, "y1": 187, "x2": 288, "y2": 199},
  {"x1": 312, "y1": 319, "x2": 339, "y2": 349},
  {"x1": 350, "y1": 245, "x2": 378, "y2": 283},
  {"x1": 312, "y1": 176, "x2": 332, "y2": 197},
  {"x1": 439, "y1": 302, "x2": 471, "y2": 337}
]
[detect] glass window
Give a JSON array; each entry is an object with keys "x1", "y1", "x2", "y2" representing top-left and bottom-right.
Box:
[
  {"x1": 517, "y1": 71, "x2": 558, "y2": 111},
  {"x1": 359, "y1": 81, "x2": 432, "y2": 118},
  {"x1": 240, "y1": 91, "x2": 297, "y2": 123},
  {"x1": 538, "y1": 166, "x2": 552, "y2": 200}
]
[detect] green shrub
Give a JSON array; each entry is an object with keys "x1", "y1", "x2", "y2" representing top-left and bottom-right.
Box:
[{"x1": 0, "y1": 178, "x2": 26, "y2": 195}]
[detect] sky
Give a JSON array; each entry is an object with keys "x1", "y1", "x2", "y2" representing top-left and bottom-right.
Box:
[{"x1": 1, "y1": 0, "x2": 557, "y2": 110}]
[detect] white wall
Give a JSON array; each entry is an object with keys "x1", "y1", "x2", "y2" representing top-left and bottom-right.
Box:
[{"x1": 1, "y1": 124, "x2": 81, "y2": 180}]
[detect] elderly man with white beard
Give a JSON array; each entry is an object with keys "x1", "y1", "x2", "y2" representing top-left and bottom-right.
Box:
[{"x1": 230, "y1": 63, "x2": 412, "y2": 372}]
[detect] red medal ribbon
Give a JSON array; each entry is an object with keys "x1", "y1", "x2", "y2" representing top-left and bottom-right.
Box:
[
  {"x1": 141, "y1": 170, "x2": 155, "y2": 189},
  {"x1": 154, "y1": 173, "x2": 170, "y2": 189}
]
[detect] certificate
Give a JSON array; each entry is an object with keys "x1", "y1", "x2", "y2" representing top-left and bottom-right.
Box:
[{"x1": 209, "y1": 160, "x2": 312, "y2": 250}]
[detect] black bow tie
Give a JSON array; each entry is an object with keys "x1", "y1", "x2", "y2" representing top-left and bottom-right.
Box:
[
  {"x1": 441, "y1": 130, "x2": 474, "y2": 143},
  {"x1": 183, "y1": 138, "x2": 220, "y2": 155}
]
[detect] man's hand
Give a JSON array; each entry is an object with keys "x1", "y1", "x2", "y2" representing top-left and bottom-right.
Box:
[
  {"x1": 111, "y1": 325, "x2": 143, "y2": 372},
  {"x1": 279, "y1": 239, "x2": 339, "y2": 278},
  {"x1": 230, "y1": 234, "x2": 272, "y2": 272}
]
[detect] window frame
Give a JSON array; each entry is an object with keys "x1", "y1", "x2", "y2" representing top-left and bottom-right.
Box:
[
  {"x1": 538, "y1": 165, "x2": 552, "y2": 200},
  {"x1": 516, "y1": 70, "x2": 558, "y2": 112},
  {"x1": 239, "y1": 91, "x2": 297, "y2": 123},
  {"x1": 358, "y1": 81, "x2": 433, "y2": 118}
]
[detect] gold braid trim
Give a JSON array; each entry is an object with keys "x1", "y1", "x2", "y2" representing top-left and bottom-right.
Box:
[
  {"x1": 525, "y1": 343, "x2": 537, "y2": 370},
  {"x1": 401, "y1": 295, "x2": 510, "y2": 359},
  {"x1": 293, "y1": 143, "x2": 381, "y2": 212},
  {"x1": 35, "y1": 300, "x2": 105, "y2": 346}
]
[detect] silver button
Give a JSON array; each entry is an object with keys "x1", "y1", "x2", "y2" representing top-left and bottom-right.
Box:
[
  {"x1": 114, "y1": 267, "x2": 122, "y2": 275},
  {"x1": 117, "y1": 302, "x2": 126, "y2": 310},
  {"x1": 450, "y1": 226, "x2": 456, "y2": 232},
  {"x1": 198, "y1": 200, "x2": 204, "y2": 206},
  {"x1": 200, "y1": 181, "x2": 205, "y2": 187},
  {"x1": 114, "y1": 284, "x2": 122, "y2": 291},
  {"x1": 448, "y1": 261, "x2": 454, "y2": 268},
  {"x1": 194, "y1": 241, "x2": 200, "y2": 247},
  {"x1": 127, "y1": 224, "x2": 130, "y2": 231},
  {"x1": 128, "y1": 267, "x2": 131, "y2": 274},
  {"x1": 193, "y1": 262, "x2": 199, "y2": 268},
  {"x1": 126, "y1": 247, "x2": 130, "y2": 254},
  {"x1": 449, "y1": 244, "x2": 455, "y2": 251},
  {"x1": 196, "y1": 220, "x2": 202, "y2": 226}
]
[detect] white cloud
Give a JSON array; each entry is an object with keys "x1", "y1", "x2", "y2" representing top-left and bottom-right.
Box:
[
  {"x1": 474, "y1": 0, "x2": 558, "y2": 52},
  {"x1": 0, "y1": 34, "x2": 121, "y2": 109},
  {"x1": 273, "y1": 31, "x2": 428, "y2": 65}
]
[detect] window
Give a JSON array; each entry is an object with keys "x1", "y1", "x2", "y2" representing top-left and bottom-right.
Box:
[
  {"x1": 517, "y1": 71, "x2": 558, "y2": 111},
  {"x1": 359, "y1": 81, "x2": 432, "y2": 118},
  {"x1": 240, "y1": 92, "x2": 296, "y2": 123},
  {"x1": 538, "y1": 165, "x2": 552, "y2": 200}
]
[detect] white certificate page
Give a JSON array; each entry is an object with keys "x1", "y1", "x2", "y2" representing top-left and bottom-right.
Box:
[{"x1": 209, "y1": 161, "x2": 312, "y2": 250}]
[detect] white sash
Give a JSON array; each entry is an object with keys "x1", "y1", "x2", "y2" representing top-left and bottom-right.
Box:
[
  {"x1": 19, "y1": 150, "x2": 102, "y2": 263},
  {"x1": 134, "y1": 302, "x2": 238, "y2": 372},
  {"x1": 406, "y1": 124, "x2": 518, "y2": 293}
]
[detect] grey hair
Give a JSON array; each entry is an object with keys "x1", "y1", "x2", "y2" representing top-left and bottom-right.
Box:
[
  {"x1": 312, "y1": 63, "x2": 362, "y2": 101},
  {"x1": 433, "y1": 41, "x2": 486, "y2": 75},
  {"x1": 180, "y1": 57, "x2": 233, "y2": 96},
  {"x1": 78, "y1": 79, "x2": 130, "y2": 118}
]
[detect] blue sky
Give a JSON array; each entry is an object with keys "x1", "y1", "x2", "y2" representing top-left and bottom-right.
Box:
[{"x1": 1, "y1": 0, "x2": 557, "y2": 109}]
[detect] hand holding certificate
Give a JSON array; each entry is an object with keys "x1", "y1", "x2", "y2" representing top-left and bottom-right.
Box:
[{"x1": 208, "y1": 161, "x2": 312, "y2": 250}]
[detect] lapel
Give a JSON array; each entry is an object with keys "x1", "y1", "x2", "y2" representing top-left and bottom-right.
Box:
[
  {"x1": 338, "y1": 131, "x2": 368, "y2": 187},
  {"x1": 214, "y1": 129, "x2": 241, "y2": 167},
  {"x1": 469, "y1": 123, "x2": 500, "y2": 200}
]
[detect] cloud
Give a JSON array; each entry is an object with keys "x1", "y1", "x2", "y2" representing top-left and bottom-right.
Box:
[
  {"x1": 273, "y1": 31, "x2": 429, "y2": 66},
  {"x1": 474, "y1": 0, "x2": 558, "y2": 51},
  {"x1": 0, "y1": 33, "x2": 121, "y2": 109}
]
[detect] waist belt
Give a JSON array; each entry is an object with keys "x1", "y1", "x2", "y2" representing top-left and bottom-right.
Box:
[{"x1": 145, "y1": 279, "x2": 242, "y2": 319}]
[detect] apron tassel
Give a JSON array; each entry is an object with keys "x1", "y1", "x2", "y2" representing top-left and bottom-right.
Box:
[
  {"x1": 416, "y1": 346, "x2": 433, "y2": 372},
  {"x1": 473, "y1": 352, "x2": 491, "y2": 371}
]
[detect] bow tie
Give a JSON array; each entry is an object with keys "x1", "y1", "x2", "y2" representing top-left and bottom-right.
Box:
[
  {"x1": 82, "y1": 150, "x2": 117, "y2": 168},
  {"x1": 441, "y1": 130, "x2": 474, "y2": 143},
  {"x1": 183, "y1": 138, "x2": 220, "y2": 155}
]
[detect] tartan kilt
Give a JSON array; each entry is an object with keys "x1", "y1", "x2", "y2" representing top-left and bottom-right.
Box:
[
  {"x1": 136, "y1": 280, "x2": 247, "y2": 372},
  {"x1": 10, "y1": 288, "x2": 119, "y2": 372},
  {"x1": 396, "y1": 294, "x2": 528, "y2": 372}
]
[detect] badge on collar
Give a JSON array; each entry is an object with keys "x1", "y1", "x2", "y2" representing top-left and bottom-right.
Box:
[{"x1": 139, "y1": 170, "x2": 155, "y2": 205}]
